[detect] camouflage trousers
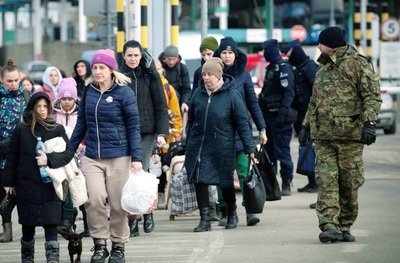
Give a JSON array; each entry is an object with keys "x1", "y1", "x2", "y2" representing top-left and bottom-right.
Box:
[{"x1": 315, "y1": 140, "x2": 365, "y2": 232}]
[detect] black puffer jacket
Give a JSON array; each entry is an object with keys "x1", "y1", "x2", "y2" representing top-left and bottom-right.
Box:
[
  {"x1": 119, "y1": 63, "x2": 169, "y2": 136},
  {"x1": 185, "y1": 75, "x2": 255, "y2": 188}
]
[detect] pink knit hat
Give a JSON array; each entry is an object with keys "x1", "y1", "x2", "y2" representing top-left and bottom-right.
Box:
[
  {"x1": 58, "y1": 77, "x2": 77, "y2": 101},
  {"x1": 91, "y1": 49, "x2": 117, "y2": 70}
]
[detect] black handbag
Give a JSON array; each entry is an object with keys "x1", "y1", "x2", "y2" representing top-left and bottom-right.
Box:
[
  {"x1": 296, "y1": 143, "x2": 316, "y2": 176},
  {"x1": 255, "y1": 145, "x2": 282, "y2": 201},
  {"x1": 0, "y1": 193, "x2": 16, "y2": 217},
  {"x1": 243, "y1": 158, "x2": 266, "y2": 214}
]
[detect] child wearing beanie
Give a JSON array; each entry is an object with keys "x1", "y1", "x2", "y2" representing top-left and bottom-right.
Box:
[
  {"x1": 52, "y1": 77, "x2": 88, "y2": 236},
  {"x1": 192, "y1": 36, "x2": 220, "y2": 94},
  {"x1": 52, "y1": 77, "x2": 79, "y2": 128}
]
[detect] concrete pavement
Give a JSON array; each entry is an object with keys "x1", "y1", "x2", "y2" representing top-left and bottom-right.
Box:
[{"x1": 1, "y1": 127, "x2": 399, "y2": 263}]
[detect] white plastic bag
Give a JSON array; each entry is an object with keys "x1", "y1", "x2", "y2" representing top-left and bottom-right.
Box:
[
  {"x1": 149, "y1": 157, "x2": 162, "y2": 177},
  {"x1": 121, "y1": 170, "x2": 159, "y2": 215}
]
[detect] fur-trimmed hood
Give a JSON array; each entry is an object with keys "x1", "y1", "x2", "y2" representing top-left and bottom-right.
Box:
[{"x1": 213, "y1": 48, "x2": 248, "y2": 78}]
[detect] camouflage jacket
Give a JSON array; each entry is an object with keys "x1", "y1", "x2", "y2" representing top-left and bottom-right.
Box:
[{"x1": 303, "y1": 45, "x2": 382, "y2": 141}]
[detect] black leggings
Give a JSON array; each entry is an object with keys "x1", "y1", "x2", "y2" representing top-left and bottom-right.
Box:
[
  {"x1": 22, "y1": 224, "x2": 58, "y2": 242},
  {"x1": 196, "y1": 183, "x2": 236, "y2": 208}
]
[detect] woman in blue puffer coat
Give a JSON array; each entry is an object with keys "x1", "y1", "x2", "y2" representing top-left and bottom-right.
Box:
[
  {"x1": 70, "y1": 49, "x2": 142, "y2": 263},
  {"x1": 185, "y1": 58, "x2": 255, "y2": 232}
]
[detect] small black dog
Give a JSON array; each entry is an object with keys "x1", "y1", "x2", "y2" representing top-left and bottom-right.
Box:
[{"x1": 58, "y1": 231, "x2": 85, "y2": 263}]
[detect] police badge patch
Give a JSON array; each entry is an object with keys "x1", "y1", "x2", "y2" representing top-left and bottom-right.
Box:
[{"x1": 281, "y1": 79, "x2": 289, "y2": 88}]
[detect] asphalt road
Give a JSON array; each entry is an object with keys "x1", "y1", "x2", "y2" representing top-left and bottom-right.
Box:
[{"x1": 1, "y1": 125, "x2": 399, "y2": 263}]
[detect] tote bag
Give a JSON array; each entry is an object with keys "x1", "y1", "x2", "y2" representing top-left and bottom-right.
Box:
[
  {"x1": 255, "y1": 145, "x2": 282, "y2": 201},
  {"x1": 296, "y1": 143, "x2": 316, "y2": 176},
  {"x1": 243, "y1": 158, "x2": 267, "y2": 214}
]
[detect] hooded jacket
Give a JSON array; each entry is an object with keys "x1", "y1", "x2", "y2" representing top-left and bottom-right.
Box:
[
  {"x1": 158, "y1": 52, "x2": 191, "y2": 106},
  {"x1": 34, "y1": 67, "x2": 63, "y2": 103},
  {"x1": 3, "y1": 115, "x2": 74, "y2": 226},
  {"x1": 119, "y1": 63, "x2": 169, "y2": 136},
  {"x1": 213, "y1": 48, "x2": 266, "y2": 151},
  {"x1": 52, "y1": 98, "x2": 80, "y2": 129},
  {"x1": 303, "y1": 45, "x2": 382, "y2": 141},
  {"x1": 185, "y1": 74, "x2": 255, "y2": 188},
  {"x1": 70, "y1": 82, "x2": 142, "y2": 162},
  {"x1": 73, "y1": 60, "x2": 91, "y2": 98}
]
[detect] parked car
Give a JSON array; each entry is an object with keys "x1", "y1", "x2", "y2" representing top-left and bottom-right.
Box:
[
  {"x1": 19, "y1": 60, "x2": 51, "y2": 86},
  {"x1": 377, "y1": 93, "x2": 396, "y2": 134}
]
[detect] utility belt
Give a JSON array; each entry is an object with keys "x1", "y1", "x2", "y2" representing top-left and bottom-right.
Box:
[{"x1": 258, "y1": 93, "x2": 282, "y2": 113}]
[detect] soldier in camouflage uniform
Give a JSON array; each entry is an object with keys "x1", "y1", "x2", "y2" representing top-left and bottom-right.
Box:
[{"x1": 299, "y1": 27, "x2": 382, "y2": 243}]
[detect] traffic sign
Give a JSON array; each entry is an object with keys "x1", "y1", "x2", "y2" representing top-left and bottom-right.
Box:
[
  {"x1": 290, "y1": 25, "x2": 307, "y2": 43},
  {"x1": 381, "y1": 17, "x2": 400, "y2": 40}
]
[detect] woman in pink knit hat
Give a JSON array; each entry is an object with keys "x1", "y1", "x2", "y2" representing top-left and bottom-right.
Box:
[{"x1": 70, "y1": 49, "x2": 142, "y2": 263}]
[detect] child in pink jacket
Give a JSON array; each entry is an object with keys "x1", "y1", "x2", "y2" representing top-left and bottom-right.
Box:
[
  {"x1": 52, "y1": 78, "x2": 79, "y2": 128},
  {"x1": 52, "y1": 77, "x2": 89, "y2": 236}
]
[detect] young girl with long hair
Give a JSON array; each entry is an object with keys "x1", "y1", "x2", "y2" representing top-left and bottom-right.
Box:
[{"x1": 3, "y1": 92, "x2": 74, "y2": 263}]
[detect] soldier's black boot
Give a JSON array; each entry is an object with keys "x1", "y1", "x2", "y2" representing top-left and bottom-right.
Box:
[
  {"x1": 109, "y1": 243, "x2": 125, "y2": 263},
  {"x1": 45, "y1": 240, "x2": 59, "y2": 263},
  {"x1": 218, "y1": 206, "x2": 228, "y2": 226},
  {"x1": 194, "y1": 207, "x2": 211, "y2": 232},
  {"x1": 90, "y1": 239, "x2": 109, "y2": 263},
  {"x1": 225, "y1": 203, "x2": 238, "y2": 229},
  {"x1": 21, "y1": 238, "x2": 35, "y2": 263},
  {"x1": 319, "y1": 226, "x2": 344, "y2": 243},
  {"x1": 282, "y1": 178, "x2": 292, "y2": 196},
  {"x1": 342, "y1": 231, "x2": 356, "y2": 242}
]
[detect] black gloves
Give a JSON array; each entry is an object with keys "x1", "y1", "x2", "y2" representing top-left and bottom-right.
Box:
[
  {"x1": 140, "y1": 50, "x2": 156, "y2": 75},
  {"x1": 362, "y1": 122, "x2": 376, "y2": 146},
  {"x1": 298, "y1": 126, "x2": 310, "y2": 146},
  {"x1": 276, "y1": 112, "x2": 285, "y2": 129}
]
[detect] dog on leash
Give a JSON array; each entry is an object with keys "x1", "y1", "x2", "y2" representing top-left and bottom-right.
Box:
[{"x1": 58, "y1": 231, "x2": 85, "y2": 263}]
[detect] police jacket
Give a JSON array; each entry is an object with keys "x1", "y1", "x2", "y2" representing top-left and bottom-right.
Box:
[
  {"x1": 260, "y1": 58, "x2": 295, "y2": 116},
  {"x1": 70, "y1": 82, "x2": 142, "y2": 162},
  {"x1": 185, "y1": 75, "x2": 255, "y2": 188},
  {"x1": 119, "y1": 63, "x2": 169, "y2": 136},
  {"x1": 303, "y1": 45, "x2": 382, "y2": 141},
  {"x1": 288, "y1": 46, "x2": 318, "y2": 111}
]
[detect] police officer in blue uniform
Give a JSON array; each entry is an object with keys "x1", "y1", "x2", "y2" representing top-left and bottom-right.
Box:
[
  {"x1": 259, "y1": 39, "x2": 295, "y2": 196},
  {"x1": 281, "y1": 40, "x2": 319, "y2": 136},
  {"x1": 281, "y1": 40, "x2": 319, "y2": 194}
]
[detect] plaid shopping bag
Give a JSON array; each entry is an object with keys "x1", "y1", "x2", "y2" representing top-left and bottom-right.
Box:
[{"x1": 170, "y1": 169, "x2": 198, "y2": 215}]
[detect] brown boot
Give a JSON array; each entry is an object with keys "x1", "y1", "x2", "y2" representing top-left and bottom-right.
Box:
[{"x1": 0, "y1": 222, "x2": 13, "y2": 242}]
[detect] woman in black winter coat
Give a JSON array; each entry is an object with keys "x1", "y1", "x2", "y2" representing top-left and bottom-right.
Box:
[
  {"x1": 3, "y1": 92, "x2": 74, "y2": 263},
  {"x1": 185, "y1": 58, "x2": 255, "y2": 232},
  {"x1": 119, "y1": 40, "x2": 169, "y2": 236},
  {"x1": 213, "y1": 37, "x2": 267, "y2": 226}
]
